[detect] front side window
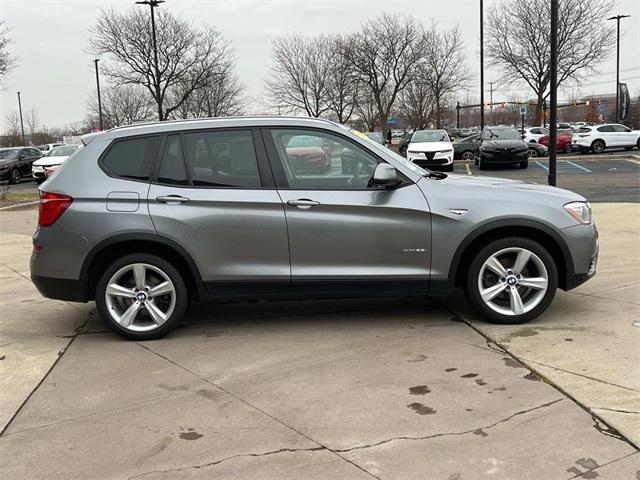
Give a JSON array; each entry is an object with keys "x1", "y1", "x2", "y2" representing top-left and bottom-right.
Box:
[
  {"x1": 102, "y1": 136, "x2": 159, "y2": 181},
  {"x1": 183, "y1": 130, "x2": 261, "y2": 188},
  {"x1": 269, "y1": 129, "x2": 380, "y2": 189},
  {"x1": 612, "y1": 125, "x2": 631, "y2": 133}
]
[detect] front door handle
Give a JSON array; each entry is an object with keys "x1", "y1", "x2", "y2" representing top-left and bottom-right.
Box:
[
  {"x1": 156, "y1": 195, "x2": 190, "y2": 204},
  {"x1": 287, "y1": 199, "x2": 320, "y2": 209}
]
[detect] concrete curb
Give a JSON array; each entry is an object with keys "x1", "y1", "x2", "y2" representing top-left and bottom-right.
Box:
[{"x1": 0, "y1": 201, "x2": 39, "y2": 211}]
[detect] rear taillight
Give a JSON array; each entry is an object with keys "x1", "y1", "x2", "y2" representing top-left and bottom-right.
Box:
[{"x1": 39, "y1": 191, "x2": 73, "y2": 227}]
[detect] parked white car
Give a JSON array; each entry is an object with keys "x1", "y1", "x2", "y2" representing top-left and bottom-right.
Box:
[
  {"x1": 520, "y1": 126, "x2": 549, "y2": 144},
  {"x1": 571, "y1": 124, "x2": 640, "y2": 154},
  {"x1": 406, "y1": 129, "x2": 454, "y2": 171},
  {"x1": 31, "y1": 144, "x2": 81, "y2": 183}
]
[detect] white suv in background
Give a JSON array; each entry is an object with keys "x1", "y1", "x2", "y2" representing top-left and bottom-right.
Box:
[
  {"x1": 520, "y1": 127, "x2": 549, "y2": 143},
  {"x1": 406, "y1": 129, "x2": 454, "y2": 171},
  {"x1": 571, "y1": 124, "x2": 640, "y2": 154}
]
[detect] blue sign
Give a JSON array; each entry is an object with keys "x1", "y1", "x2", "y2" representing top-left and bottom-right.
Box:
[
  {"x1": 599, "y1": 99, "x2": 607, "y2": 113},
  {"x1": 520, "y1": 106, "x2": 527, "y2": 115},
  {"x1": 387, "y1": 117, "x2": 400, "y2": 125}
]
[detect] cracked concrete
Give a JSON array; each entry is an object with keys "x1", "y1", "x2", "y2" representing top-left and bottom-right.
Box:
[{"x1": 1, "y1": 204, "x2": 638, "y2": 479}]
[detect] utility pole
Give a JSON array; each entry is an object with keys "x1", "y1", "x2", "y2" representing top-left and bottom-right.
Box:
[
  {"x1": 489, "y1": 81, "x2": 494, "y2": 125},
  {"x1": 607, "y1": 14, "x2": 630, "y2": 123},
  {"x1": 136, "y1": 0, "x2": 165, "y2": 121},
  {"x1": 93, "y1": 59, "x2": 104, "y2": 131},
  {"x1": 17, "y1": 91, "x2": 25, "y2": 145},
  {"x1": 456, "y1": 101, "x2": 460, "y2": 129},
  {"x1": 479, "y1": 0, "x2": 485, "y2": 131},
  {"x1": 548, "y1": 0, "x2": 558, "y2": 187}
]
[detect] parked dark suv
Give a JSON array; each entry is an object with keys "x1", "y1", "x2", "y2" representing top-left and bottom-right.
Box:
[
  {"x1": 31, "y1": 118, "x2": 597, "y2": 339},
  {"x1": 475, "y1": 127, "x2": 529, "y2": 170},
  {"x1": 0, "y1": 147, "x2": 42, "y2": 184}
]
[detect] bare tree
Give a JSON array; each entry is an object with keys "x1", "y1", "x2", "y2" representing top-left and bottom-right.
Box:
[
  {"x1": 266, "y1": 34, "x2": 332, "y2": 117},
  {"x1": 171, "y1": 47, "x2": 245, "y2": 119},
  {"x1": 89, "y1": 7, "x2": 232, "y2": 121},
  {"x1": 344, "y1": 13, "x2": 423, "y2": 137},
  {"x1": 487, "y1": 0, "x2": 615, "y2": 125},
  {"x1": 25, "y1": 108, "x2": 38, "y2": 143},
  {"x1": 353, "y1": 86, "x2": 379, "y2": 132},
  {"x1": 0, "y1": 21, "x2": 19, "y2": 82},
  {"x1": 3, "y1": 111, "x2": 21, "y2": 146},
  {"x1": 419, "y1": 23, "x2": 470, "y2": 128},
  {"x1": 88, "y1": 84, "x2": 154, "y2": 129},
  {"x1": 398, "y1": 66, "x2": 436, "y2": 130},
  {"x1": 324, "y1": 36, "x2": 359, "y2": 124}
]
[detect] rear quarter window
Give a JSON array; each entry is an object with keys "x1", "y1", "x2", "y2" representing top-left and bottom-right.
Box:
[{"x1": 101, "y1": 136, "x2": 160, "y2": 181}]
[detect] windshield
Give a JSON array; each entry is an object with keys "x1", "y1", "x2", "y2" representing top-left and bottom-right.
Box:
[
  {"x1": 0, "y1": 149, "x2": 20, "y2": 160},
  {"x1": 483, "y1": 128, "x2": 521, "y2": 140},
  {"x1": 412, "y1": 130, "x2": 450, "y2": 143},
  {"x1": 48, "y1": 145, "x2": 79, "y2": 157}
]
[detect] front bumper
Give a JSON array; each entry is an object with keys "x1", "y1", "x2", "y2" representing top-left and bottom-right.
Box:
[
  {"x1": 407, "y1": 151, "x2": 453, "y2": 169},
  {"x1": 32, "y1": 165, "x2": 45, "y2": 179},
  {"x1": 480, "y1": 149, "x2": 528, "y2": 163},
  {"x1": 560, "y1": 222, "x2": 598, "y2": 291}
]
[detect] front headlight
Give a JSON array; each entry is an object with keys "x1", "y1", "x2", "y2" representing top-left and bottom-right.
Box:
[{"x1": 564, "y1": 201, "x2": 592, "y2": 224}]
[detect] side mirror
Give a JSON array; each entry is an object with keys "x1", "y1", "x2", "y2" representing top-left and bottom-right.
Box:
[{"x1": 371, "y1": 163, "x2": 398, "y2": 187}]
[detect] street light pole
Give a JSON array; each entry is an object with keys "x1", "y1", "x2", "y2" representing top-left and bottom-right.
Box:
[
  {"x1": 479, "y1": 0, "x2": 485, "y2": 131},
  {"x1": 548, "y1": 0, "x2": 558, "y2": 187},
  {"x1": 607, "y1": 14, "x2": 630, "y2": 123},
  {"x1": 17, "y1": 91, "x2": 25, "y2": 146},
  {"x1": 136, "y1": 0, "x2": 165, "y2": 121},
  {"x1": 94, "y1": 59, "x2": 104, "y2": 131}
]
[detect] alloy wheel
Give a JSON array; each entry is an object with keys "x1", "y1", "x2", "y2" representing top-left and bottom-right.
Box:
[
  {"x1": 462, "y1": 151, "x2": 474, "y2": 160},
  {"x1": 104, "y1": 263, "x2": 176, "y2": 332},
  {"x1": 11, "y1": 169, "x2": 20, "y2": 184},
  {"x1": 477, "y1": 247, "x2": 548, "y2": 316}
]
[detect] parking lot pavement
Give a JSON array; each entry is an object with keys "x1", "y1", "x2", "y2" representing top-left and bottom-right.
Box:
[
  {"x1": 453, "y1": 156, "x2": 640, "y2": 203},
  {"x1": 1, "y1": 205, "x2": 638, "y2": 479}
]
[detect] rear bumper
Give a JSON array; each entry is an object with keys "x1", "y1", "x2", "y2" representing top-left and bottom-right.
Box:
[{"x1": 31, "y1": 274, "x2": 88, "y2": 302}]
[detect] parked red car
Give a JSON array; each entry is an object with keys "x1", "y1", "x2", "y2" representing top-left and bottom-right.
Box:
[{"x1": 539, "y1": 130, "x2": 574, "y2": 153}]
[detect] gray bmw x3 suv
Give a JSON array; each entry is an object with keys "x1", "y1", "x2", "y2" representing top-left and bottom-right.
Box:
[{"x1": 31, "y1": 117, "x2": 598, "y2": 339}]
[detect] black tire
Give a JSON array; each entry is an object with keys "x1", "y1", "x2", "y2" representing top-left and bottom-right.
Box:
[
  {"x1": 519, "y1": 160, "x2": 528, "y2": 169},
  {"x1": 528, "y1": 148, "x2": 538, "y2": 158},
  {"x1": 464, "y1": 237, "x2": 558, "y2": 325},
  {"x1": 36, "y1": 178, "x2": 45, "y2": 185},
  {"x1": 399, "y1": 146, "x2": 407, "y2": 157},
  {"x1": 9, "y1": 168, "x2": 21, "y2": 185},
  {"x1": 624, "y1": 146, "x2": 633, "y2": 151},
  {"x1": 637, "y1": 138, "x2": 640, "y2": 149},
  {"x1": 461, "y1": 151, "x2": 474, "y2": 161},
  {"x1": 564, "y1": 143, "x2": 572, "y2": 154},
  {"x1": 95, "y1": 253, "x2": 189, "y2": 340},
  {"x1": 591, "y1": 139, "x2": 605, "y2": 154}
]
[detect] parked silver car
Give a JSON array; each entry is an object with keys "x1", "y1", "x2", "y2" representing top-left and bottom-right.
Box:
[{"x1": 31, "y1": 117, "x2": 598, "y2": 339}]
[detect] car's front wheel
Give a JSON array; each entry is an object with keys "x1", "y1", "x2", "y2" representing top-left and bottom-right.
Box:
[
  {"x1": 95, "y1": 254, "x2": 188, "y2": 340},
  {"x1": 399, "y1": 146, "x2": 407, "y2": 157},
  {"x1": 465, "y1": 237, "x2": 557, "y2": 324},
  {"x1": 9, "y1": 168, "x2": 21, "y2": 184}
]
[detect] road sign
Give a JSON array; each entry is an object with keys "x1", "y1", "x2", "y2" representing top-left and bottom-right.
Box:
[
  {"x1": 387, "y1": 117, "x2": 400, "y2": 125},
  {"x1": 600, "y1": 99, "x2": 608, "y2": 113},
  {"x1": 520, "y1": 105, "x2": 527, "y2": 115}
]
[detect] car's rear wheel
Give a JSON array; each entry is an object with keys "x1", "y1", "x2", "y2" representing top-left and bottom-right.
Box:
[
  {"x1": 465, "y1": 237, "x2": 557, "y2": 324},
  {"x1": 564, "y1": 143, "x2": 572, "y2": 153},
  {"x1": 591, "y1": 140, "x2": 605, "y2": 154},
  {"x1": 95, "y1": 254, "x2": 188, "y2": 340},
  {"x1": 528, "y1": 148, "x2": 538, "y2": 158},
  {"x1": 519, "y1": 160, "x2": 528, "y2": 169},
  {"x1": 399, "y1": 146, "x2": 407, "y2": 157},
  {"x1": 9, "y1": 168, "x2": 21, "y2": 184}
]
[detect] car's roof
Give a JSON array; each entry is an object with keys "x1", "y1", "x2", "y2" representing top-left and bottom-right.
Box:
[
  {"x1": 97, "y1": 116, "x2": 347, "y2": 141},
  {"x1": 0, "y1": 147, "x2": 22, "y2": 150}
]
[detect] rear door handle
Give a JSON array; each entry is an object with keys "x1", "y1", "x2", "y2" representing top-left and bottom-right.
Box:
[
  {"x1": 287, "y1": 199, "x2": 320, "y2": 209},
  {"x1": 156, "y1": 195, "x2": 190, "y2": 204}
]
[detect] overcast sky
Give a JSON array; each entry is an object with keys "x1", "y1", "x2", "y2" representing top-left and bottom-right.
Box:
[{"x1": 1, "y1": 0, "x2": 639, "y2": 129}]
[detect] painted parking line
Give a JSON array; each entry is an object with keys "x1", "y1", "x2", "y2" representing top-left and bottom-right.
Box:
[
  {"x1": 535, "y1": 160, "x2": 591, "y2": 173},
  {"x1": 465, "y1": 163, "x2": 473, "y2": 175}
]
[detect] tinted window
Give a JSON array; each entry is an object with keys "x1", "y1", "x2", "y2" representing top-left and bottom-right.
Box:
[
  {"x1": 612, "y1": 125, "x2": 631, "y2": 133},
  {"x1": 183, "y1": 130, "x2": 260, "y2": 188},
  {"x1": 597, "y1": 126, "x2": 614, "y2": 132},
  {"x1": 157, "y1": 135, "x2": 188, "y2": 185},
  {"x1": 102, "y1": 136, "x2": 159, "y2": 181},
  {"x1": 270, "y1": 129, "x2": 380, "y2": 190},
  {"x1": 483, "y1": 128, "x2": 521, "y2": 140}
]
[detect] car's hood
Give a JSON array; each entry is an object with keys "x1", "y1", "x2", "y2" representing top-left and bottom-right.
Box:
[
  {"x1": 481, "y1": 139, "x2": 527, "y2": 149},
  {"x1": 408, "y1": 141, "x2": 452, "y2": 152},
  {"x1": 33, "y1": 156, "x2": 70, "y2": 167},
  {"x1": 438, "y1": 173, "x2": 584, "y2": 202}
]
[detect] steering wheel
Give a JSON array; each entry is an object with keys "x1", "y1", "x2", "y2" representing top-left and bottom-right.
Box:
[{"x1": 347, "y1": 162, "x2": 363, "y2": 186}]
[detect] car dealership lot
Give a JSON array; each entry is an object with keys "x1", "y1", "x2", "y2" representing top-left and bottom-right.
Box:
[{"x1": 0, "y1": 203, "x2": 638, "y2": 479}]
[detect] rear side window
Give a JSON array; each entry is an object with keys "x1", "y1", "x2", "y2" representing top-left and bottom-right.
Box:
[
  {"x1": 157, "y1": 135, "x2": 188, "y2": 185},
  {"x1": 597, "y1": 126, "x2": 614, "y2": 132},
  {"x1": 183, "y1": 130, "x2": 261, "y2": 188},
  {"x1": 102, "y1": 136, "x2": 159, "y2": 181}
]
